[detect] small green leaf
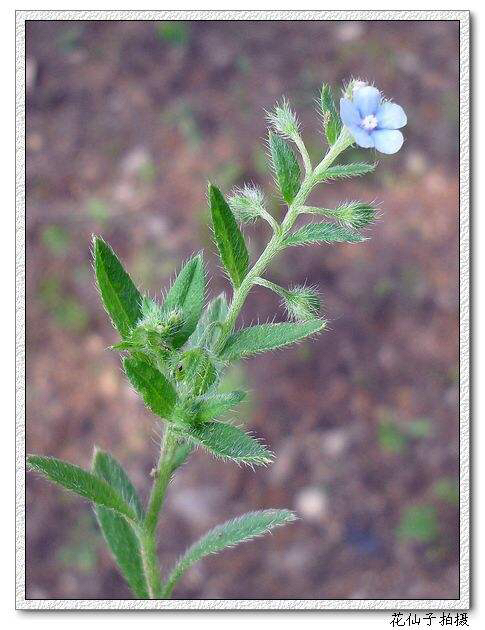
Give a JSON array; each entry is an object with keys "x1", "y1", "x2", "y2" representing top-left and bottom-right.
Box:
[
  {"x1": 93, "y1": 236, "x2": 142, "y2": 339},
  {"x1": 192, "y1": 391, "x2": 247, "y2": 422},
  {"x1": 163, "y1": 509, "x2": 297, "y2": 597},
  {"x1": 317, "y1": 162, "x2": 377, "y2": 182},
  {"x1": 170, "y1": 441, "x2": 193, "y2": 473},
  {"x1": 320, "y1": 84, "x2": 342, "y2": 145},
  {"x1": 123, "y1": 356, "x2": 177, "y2": 419},
  {"x1": 185, "y1": 421, "x2": 273, "y2": 466},
  {"x1": 92, "y1": 450, "x2": 148, "y2": 598},
  {"x1": 268, "y1": 131, "x2": 301, "y2": 204},
  {"x1": 284, "y1": 222, "x2": 365, "y2": 247},
  {"x1": 161, "y1": 254, "x2": 205, "y2": 348},
  {"x1": 209, "y1": 184, "x2": 249, "y2": 288},
  {"x1": 220, "y1": 320, "x2": 325, "y2": 361},
  {"x1": 27, "y1": 455, "x2": 137, "y2": 521},
  {"x1": 174, "y1": 348, "x2": 218, "y2": 396},
  {"x1": 190, "y1": 292, "x2": 228, "y2": 349}
]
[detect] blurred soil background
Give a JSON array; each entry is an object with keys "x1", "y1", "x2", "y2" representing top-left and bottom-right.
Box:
[{"x1": 25, "y1": 19, "x2": 460, "y2": 600}]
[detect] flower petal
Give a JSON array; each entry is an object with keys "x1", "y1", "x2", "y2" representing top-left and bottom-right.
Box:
[
  {"x1": 376, "y1": 102, "x2": 407, "y2": 129},
  {"x1": 339, "y1": 98, "x2": 361, "y2": 127},
  {"x1": 353, "y1": 86, "x2": 381, "y2": 117},
  {"x1": 347, "y1": 124, "x2": 375, "y2": 149},
  {"x1": 372, "y1": 129, "x2": 404, "y2": 154}
]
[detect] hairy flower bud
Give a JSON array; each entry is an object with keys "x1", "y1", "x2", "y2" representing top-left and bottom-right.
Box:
[
  {"x1": 334, "y1": 201, "x2": 378, "y2": 230},
  {"x1": 228, "y1": 184, "x2": 267, "y2": 224},
  {"x1": 266, "y1": 97, "x2": 300, "y2": 140},
  {"x1": 282, "y1": 285, "x2": 321, "y2": 322}
]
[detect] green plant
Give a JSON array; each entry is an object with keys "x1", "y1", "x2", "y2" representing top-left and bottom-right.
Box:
[{"x1": 28, "y1": 79, "x2": 406, "y2": 599}]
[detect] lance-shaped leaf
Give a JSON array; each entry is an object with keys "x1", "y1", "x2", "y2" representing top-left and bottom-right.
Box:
[
  {"x1": 185, "y1": 421, "x2": 273, "y2": 466},
  {"x1": 93, "y1": 450, "x2": 143, "y2": 519},
  {"x1": 268, "y1": 131, "x2": 301, "y2": 204},
  {"x1": 220, "y1": 319, "x2": 325, "y2": 361},
  {"x1": 163, "y1": 509, "x2": 297, "y2": 597},
  {"x1": 316, "y1": 162, "x2": 376, "y2": 182},
  {"x1": 209, "y1": 184, "x2": 249, "y2": 288},
  {"x1": 93, "y1": 236, "x2": 143, "y2": 339},
  {"x1": 189, "y1": 292, "x2": 228, "y2": 349},
  {"x1": 161, "y1": 254, "x2": 205, "y2": 348},
  {"x1": 27, "y1": 455, "x2": 137, "y2": 521},
  {"x1": 92, "y1": 450, "x2": 148, "y2": 598},
  {"x1": 284, "y1": 222, "x2": 365, "y2": 247},
  {"x1": 192, "y1": 391, "x2": 247, "y2": 422},
  {"x1": 320, "y1": 83, "x2": 342, "y2": 146},
  {"x1": 124, "y1": 356, "x2": 177, "y2": 419}
]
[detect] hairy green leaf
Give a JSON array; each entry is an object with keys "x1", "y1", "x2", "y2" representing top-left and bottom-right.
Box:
[
  {"x1": 124, "y1": 356, "x2": 177, "y2": 419},
  {"x1": 27, "y1": 455, "x2": 137, "y2": 521},
  {"x1": 220, "y1": 320, "x2": 325, "y2": 361},
  {"x1": 209, "y1": 184, "x2": 249, "y2": 288},
  {"x1": 317, "y1": 162, "x2": 377, "y2": 182},
  {"x1": 163, "y1": 509, "x2": 297, "y2": 597},
  {"x1": 170, "y1": 441, "x2": 193, "y2": 473},
  {"x1": 320, "y1": 84, "x2": 342, "y2": 145},
  {"x1": 192, "y1": 391, "x2": 247, "y2": 422},
  {"x1": 161, "y1": 254, "x2": 205, "y2": 348},
  {"x1": 92, "y1": 450, "x2": 143, "y2": 520},
  {"x1": 190, "y1": 292, "x2": 229, "y2": 349},
  {"x1": 92, "y1": 450, "x2": 148, "y2": 598},
  {"x1": 174, "y1": 348, "x2": 218, "y2": 396},
  {"x1": 92, "y1": 236, "x2": 142, "y2": 339},
  {"x1": 284, "y1": 222, "x2": 365, "y2": 247},
  {"x1": 268, "y1": 131, "x2": 301, "y2": 204},
  {"x1": 185, "y1": 421, "x2": 273, "y2": 466}
]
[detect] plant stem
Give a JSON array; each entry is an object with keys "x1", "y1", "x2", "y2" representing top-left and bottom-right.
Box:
[
  {"x1": 214, "y1": 128, "x2": 353, "y2": 353},
  {"x1": 140, "y1": 427, "x2": 177, "y2": 598}
]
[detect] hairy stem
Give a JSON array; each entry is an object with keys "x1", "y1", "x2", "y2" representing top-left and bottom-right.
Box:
[
  {"x1": 140, "y1": 427, "x2": 177, "y2": 598},
  {"x1": 214, "y1": 128, "x2": 353, "y2": 353}
]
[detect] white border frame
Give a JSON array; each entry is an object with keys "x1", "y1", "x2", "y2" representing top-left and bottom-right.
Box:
[{"x1": 15, "y1": 9, "x2": 470, "y2": 611}]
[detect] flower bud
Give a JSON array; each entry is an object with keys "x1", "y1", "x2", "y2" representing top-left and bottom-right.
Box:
[
  {"x1": 334, "y1": 201, "x2": 378, "y2": 230},
  {"x1": 266, "y1": 98, "x2": 300, "y2": 140},
  {"x1": 282, "y1": 285, "x2": 321, "y2": 322},
  {"x1": 228, "y1": 185, "x2": 267, "y2": 224}
]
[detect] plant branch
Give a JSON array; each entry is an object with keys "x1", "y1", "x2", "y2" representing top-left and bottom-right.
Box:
[
  {"x1": 214, "y1": 128, "x2": 354, "y2": 354},
  {"x1": 139, "y1": 427, "x2": 177, "y2": 598}
]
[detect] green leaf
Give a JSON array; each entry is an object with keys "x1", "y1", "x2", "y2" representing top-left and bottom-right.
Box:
[
  {"x1": 123, "y1": 356, "x2": 177, "y2": 419},
  {"x1": 209, "y1": 184, "x2": 249, "y2": 288},
  {"x1": 192, "y1": 391, "x2": 247, "y2": 422},
  {"x1": 170, "y1": 441, "x2": 193, "y2": 473},
  {"x1": 190, "y1": 292, "x2": 229, "y2": 349},
  {"x1": 92, "y1": 236, "x2": 142, "y2": 339},
  {"x1": 92, "y1": 450, "x2": 148, "y2": 598},
  {"x1": 163, "y1": 509, "x2": 297, "y2": 597},
  {"x1": 92, "y1": 450, "x2": 143, "y2": 520},
  {"x1": 320, "y1": 84, "x2": 342, "y2": 145},
  {"x1": 284, "y1": 222, "x2": 365, "y2": 247},
  {"x1": 185, "y1": 421, "x2": 273, "y2": 466},
  {"x1": 174, "y1": 348, "x2": 218, "y2": 396},
  {"x1": 27, "y1": 455, "x2": 137, "y2": 521},
  {"x1": 268, "y1": 131, "x2": 301, "y2": 204},
  {"x1": 220, "y1": 320, "x2": 325, "y2": 361},
  {"x1": 161, "y1": 254, "x2": 205, "y2": 348},
  {"x1": 317, "y1": 162, "x2": 377, "y2": 182}
]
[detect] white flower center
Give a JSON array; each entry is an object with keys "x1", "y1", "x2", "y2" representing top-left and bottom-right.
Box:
[{"x1": 361, "y1": 114, "x2": 378, "y2": 131}]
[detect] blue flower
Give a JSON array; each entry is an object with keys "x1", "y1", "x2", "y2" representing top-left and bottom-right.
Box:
[{"x1": 340, "y1": 86, "x2": 407, "y2": 154}]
